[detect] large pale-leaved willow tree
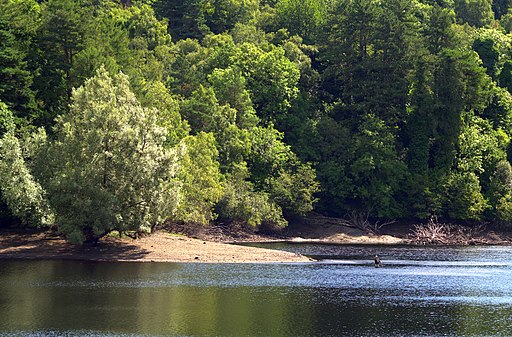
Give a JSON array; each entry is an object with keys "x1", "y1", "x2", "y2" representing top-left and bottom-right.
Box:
[{"x1": 40, "y1": 68, "x2": 181, "y2": 244}]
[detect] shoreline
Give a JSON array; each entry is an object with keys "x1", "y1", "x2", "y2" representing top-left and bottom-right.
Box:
[
  {"x1": 1, "y1": 222, "x2": 511, "y2": 263},
  {"x1": 0, "y1": 230, "x2": 314, "y2": 263}
]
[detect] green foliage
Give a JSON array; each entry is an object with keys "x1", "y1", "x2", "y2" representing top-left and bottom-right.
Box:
[
  {"x1": 246, "y1": 126, "x2": 291, "y2": 186},
  {"x1": 6, "y1": 0, "x2": 512, "y2": 232},
  {"x1": 457, "y1": 116, "x2": 507, "y2": 177},
  {"x1": 483, "y1": 84, "x2": 512, "y2": 130},
  {"x1": 268, "y1": 161, "x2": 319, "y2": 216},
  {"x1": 314, "y1": 116, "x2": 354, "y2": 215},
  {"x1": 430, "y1": 48, "x2": 491, "y2": 173},
  {"x1": 473, "y1": 37, "x2": 499, "y2": 78},
  {"x1": 139, "y1": 81, "x2": 190, "y2": 146},
  {"x1": 348, "y1": 114, "x2": 408, "y2": 217},
  {"x1": 242, "y1": 46, "x2": 301, "y2": 123},
  {"x1": 0, "y1": 127, "x2": 53, "y2": 227},
  {"x1": 32, "y1": 0, "x2": 90, "y2": 126},
  {"x1": 490, "y1": 161, "x2": 512, "y2": 223},
  {"x1": 441, "y1": 171, "x2": 489, "y2": 220},
  {"x1": 493, "y1": 0, "x2": 512, "y2": 18},
  {"x1": 175, "y1": 132, "x2": 223, "y2": 225},
  {"x1": 454, "y1": 0, "x2": 494, "y2": 27},
  {"x1": 0, "y1": 14, "x2": 36, "y2": 120},
  {"x1": 153, "y1": 0, "x2": 204, "y2": 40},
  {"x1": 274, "y1": 0, "x2": 329, "y2": 43},
  {"x1": 200, "y1": 0, "x2": 259, "y2": 34},
  {"x1": 500, "y1": 12, "x2": 512, "y2": 31},
  {"x1": 180, "y1": 84, "x2": 236, "y2": 133},
  {"x1": 208, "y1": 67, "x2": 259, "y2": 129},
  {"x1": 423, "y1": 5, "x2": 457, "y2": 53},
  {"x1": 216, "y1": 163, "x2": 286, "y2": 228},
  {"x1": 0, "y1": 101, "x2": 15, "y2": 136},
  {"x1": 154, "y1": 0, "x2": 259, "y2": 39},
  {"x1": 40, "y1": 68, "x2": 180, "y2": 244},
  {"x1": 499, "y1": 60, "x2": 512, "y2": 91}
]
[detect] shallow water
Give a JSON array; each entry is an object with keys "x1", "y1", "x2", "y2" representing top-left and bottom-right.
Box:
[{"x1": 1, "y1": 244, "x2": 512, "y2": 336}]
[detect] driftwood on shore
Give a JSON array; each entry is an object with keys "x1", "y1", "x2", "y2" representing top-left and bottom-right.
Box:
[
  {"x1": 409, "y1": 220, "x2": 510, "y2": 245},
  {"x1": 305, "y1": 212, "x2": 396, "y2": 235}
]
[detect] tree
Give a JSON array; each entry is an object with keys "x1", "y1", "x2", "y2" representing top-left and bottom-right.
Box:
[
  {"x1": 482, "y1": 84, "x2": 512, "y2": 134},
  {"x1": 454, "y1": 0, "x2": 494, "y2": 27},
  {"x1": 0, "y1": 131, "x2": 53, "y2": 227},
  {"x1": 0, "y1": 102, "x2": 52, "y2": 227},
  {"x1": 200, "y1": 0, "x2": 259, "y2": 34},
  {"x1": 40, "y1": 68, "x2": 180, "y2": 244},
  {"x1": 180, "y1": 84, "x2": 236, "y2": 133},
  {"x1": 174, "y1": 132, "x2": 223, "y2": 225},
  {"x1": 489, "y1": 160, "x2": 512, "y2": 224},
  {"x1": 499, "y1": 60, "x2": 512, "y2": 91},
  {"x1": 153, "y1": 0, "x2": 205, "y2": 40},
  {"x1": 492, "y1": 0, "x2": 511, "y2": 19},
  {"x1": 208, "y1": 66, "x2": 259, "y2": 129},
  {"x1": 0, "y1": 15, "x2": 36, "y2": 121},
  {"x1": 242, "y1": 46, "x2": 300, "y2": 124},
  {"x1": 274, "y1": 0, "x2": 330, "y2": 43},
  {"x1": 268, "y1": 160, "x2": 319, "y2": 217},
  {"x1": 347, "y1": 114, "x2": 408, "y2": 218},
  {"x1": 439, "y1": 171, "x2": 488, "y2": 220},
  {"x1": 431, "y1": 48, "x2": 490, "y2": 173},
  {"x1": 473, "y1": 37, "x2": 499, "y2": 78},
  {"x1": 216, "y1": 162, "x2": 286, "y2": 228},
  {"x1": 422, "y1": 5, "x2": 457, "y2": 54},
  {"x1": 31, "y1": 0, "x2": 90, "y2": 127},
  {"x1": 404, "y1": 57, "x2": 437, "y2": 218},
  {"x1": 140, "y1": 80, "x2": 190, "y2": 146},
  {"x1": 321, "y1": 0, "x2": 419, "y2": 127}
]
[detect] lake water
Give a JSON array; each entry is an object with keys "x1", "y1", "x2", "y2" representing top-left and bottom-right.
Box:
[{"x1": 1, "y1": 244, "x2": 512, "y2": 336}]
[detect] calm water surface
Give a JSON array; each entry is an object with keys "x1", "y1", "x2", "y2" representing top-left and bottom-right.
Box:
[{"x1": 1, "y1": 244, "x2": 512, "y2": 336}]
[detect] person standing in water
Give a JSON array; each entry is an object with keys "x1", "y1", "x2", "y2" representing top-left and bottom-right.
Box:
[{"x1": 374, "y1": 254, "x2": 382, "y2": 268}]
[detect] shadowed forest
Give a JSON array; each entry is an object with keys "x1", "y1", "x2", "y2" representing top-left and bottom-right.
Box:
[{"x1": 2, "y1": 0, "x2": 512, "y2": 243}]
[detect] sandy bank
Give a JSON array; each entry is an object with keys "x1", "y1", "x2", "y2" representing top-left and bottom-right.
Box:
[{"x1": 0, "y1": 230, "x2": 312, "y2": 263}]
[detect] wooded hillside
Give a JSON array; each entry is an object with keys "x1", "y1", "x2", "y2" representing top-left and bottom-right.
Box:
[{"x1": 2, "y1": 0, "x2": 512, "y2": 242}]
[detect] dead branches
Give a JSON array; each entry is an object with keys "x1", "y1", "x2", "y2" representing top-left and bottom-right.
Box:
[
  {"x1": 410, "y1": 217, "x2": 486, "y2": 245},
  {"x1": 346, "y1": 211, "x2": 396, "y2": 234}
]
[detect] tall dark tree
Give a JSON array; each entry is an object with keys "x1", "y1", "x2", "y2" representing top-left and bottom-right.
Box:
[
  {"x1": 499, "y1": 60, "x2": 512, "y2": 92},
  {"x1": 31, "y1": 0, "x2": 89, "y2": 127},
  {"x1": 454, "y1": 0, "x2": 494, "y2": 27},
  {"x1": 407, "y1": 58, "x2": 435, "y2": 177},
  {"x1": 473, "y1": 37, "x2": 499, "y2": 79},
  {"x1": 492, "y1": 0, "x2": 511, "y2": 19},
  {"x1": 153, "y1": 0, "x2": 204, "y2": 40},
  {"x1": 322, "y1": 0, "x2": 419, "y2": 126},
  {"x1": 0, "y1": 0, "x2": 39, "y2": 123},
  {"x1": 422, "y1": 5, "x2": 457, "y2": 54},
  {"x1": 0, "y1": 18, "x2": 36, "y2": 121}
]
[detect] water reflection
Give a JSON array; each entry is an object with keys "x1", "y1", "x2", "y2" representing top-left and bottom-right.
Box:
[{"x1": 0, "y1": 244, "x2": 512, "y2": 336}]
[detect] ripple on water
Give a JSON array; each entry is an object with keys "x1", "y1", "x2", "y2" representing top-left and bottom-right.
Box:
[{"x1": 1, "y1": 245, "x2": 512, "y2": 336}]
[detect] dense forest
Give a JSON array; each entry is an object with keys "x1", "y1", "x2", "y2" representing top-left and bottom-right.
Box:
[{"x1": 2, "y1": 0, "x2": 512, "y2": 243}]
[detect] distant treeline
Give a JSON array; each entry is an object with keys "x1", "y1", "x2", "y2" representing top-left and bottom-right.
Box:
[{"x1": 2, "y1": 0, "x2": 512, "y2": 243}]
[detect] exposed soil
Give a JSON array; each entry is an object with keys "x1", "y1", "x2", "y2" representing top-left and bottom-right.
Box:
[
  {"x1": 0, "y1": 218, "x2": 405, "y2": 263},
  {"x1": 1, "y1": 215, "x2": 510, "y2": 263},
  {"x1": 0, "y1": 228, "x2": 312, "y2": 263}
]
